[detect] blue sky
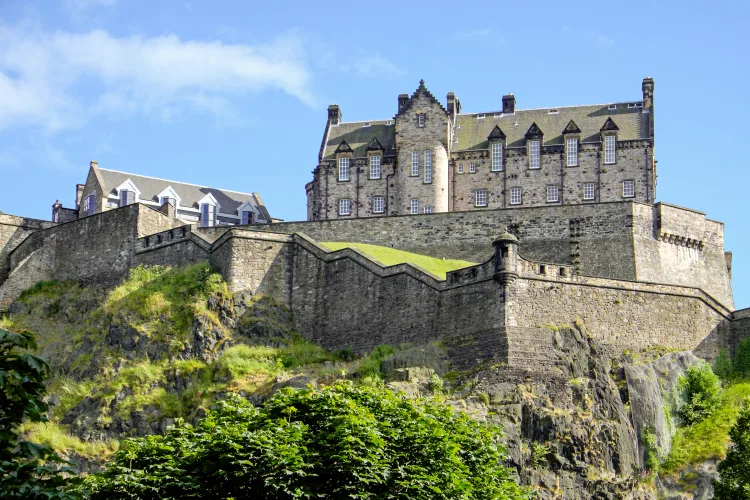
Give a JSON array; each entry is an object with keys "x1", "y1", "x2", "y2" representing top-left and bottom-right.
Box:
[{"x1": 1, "y1": 0, "x2": 748, "y2": 307}]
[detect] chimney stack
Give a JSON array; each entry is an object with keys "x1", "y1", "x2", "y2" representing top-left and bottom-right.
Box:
[
  {"x1": 90, "y1": 160, "x2": 98, "y2": 168},
  {"x1": 502, "y1": 94, "x2": 515, "y2": 114},
  {"x1": 327, "y1": 104, "x2": 341, "y2": 125},
  {"x1": 447, "y1": 92, "x2": 461, "y2": 117},
  {"x1": 642, "y1": 77, "x2": 655, "y2": 140},
  {"x1": 398, "y1": 94, "x2": 409, "y2": 114},
  {"x1": 75, "y1": 184, "x2": 85, "y2": 209}
]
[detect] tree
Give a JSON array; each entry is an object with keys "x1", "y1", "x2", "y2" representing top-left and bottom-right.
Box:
[
  {"x1": 714, "y1": 402, "x2": 750, "y2": 499},
  {"x1": 86, "y1": 381, "x2": 532, "y2": 499},
  {"x1": 0, "y1": 328, "x2": 82, "y2": 499},
  {"x1": 677, "y1": 362, "x2": 723, "y2": 425}
]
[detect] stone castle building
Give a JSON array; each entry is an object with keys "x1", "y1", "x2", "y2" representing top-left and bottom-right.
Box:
[{"x1": 307, "y1": 78, "x2": 655, "y2": 220}]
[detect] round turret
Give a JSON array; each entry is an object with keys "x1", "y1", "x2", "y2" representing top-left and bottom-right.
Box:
[{"x1": 492, "y1": 232, "x2": 519, "y2": 286}]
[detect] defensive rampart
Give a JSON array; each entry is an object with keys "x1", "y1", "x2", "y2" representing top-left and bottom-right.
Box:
[{"x1": 0, "y1": 214, "x2": 54, "y2": 286}]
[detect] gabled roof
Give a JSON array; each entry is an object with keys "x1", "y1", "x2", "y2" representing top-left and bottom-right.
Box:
[
  {"x1": 563, "y1": 119, "x2": 581, "y2": 134},
  {"x1": 525, "y1": 122, "x2": 543, "y2": 139},
  {"x1": 95, "y1": 167, "x2": 271, "y2": 220},
  {"x1": 396, "y1": 79, "x2": 449, "y2": 118},
  {"x1": 367, "y1": 137, "x2": 384, "y2": 151},
  {"x1": 335, "y1": 140, "x2": 353, "y2": 153},
  {"x1": 321, "y1": 120, "x2": 396, "y2": 160},
  {"x1": 600, "y1": 117, "x2": 619, "y2": 132},
  {"x1": 453, "y1": 102, "x2": 645, "y2": 150},
  {"x1": 487, "y1": 125, "x2": 506, "y2": 140}
]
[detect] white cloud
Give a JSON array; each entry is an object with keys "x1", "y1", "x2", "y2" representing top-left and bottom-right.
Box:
[
  {"x1": 352, "y1": 54, "x2": 404, "y2": 78},
  {"x1": 456, "y1": 29, "x2": 491, "y2": 40},
  {"x1": 0, "y1": 26, "x2": 314, "y2": 131},
  {"x1": 594, "y1": 34, "x2": 615, "y2": 48}
]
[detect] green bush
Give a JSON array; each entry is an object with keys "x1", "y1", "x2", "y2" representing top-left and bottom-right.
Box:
[
  {"x1": 428, "y1": 373, "x2": 444, "y2": 394},
  {"x1": 714, "y1": 401, "x2": 750, "y2": 499},
  {"x1": 85, "y1": 382, "x2": 532, "y2": 499},
  {"x1": 734, "y1": 339, "x2": 750, "y2": 377},
  {"x1": 640, "y1": 426, "x2": 660, "y2": 473},
  {"x1": 678, "y1": 362, "x2": 723, "y2": 425},
  {"x1": 531, "y1": 442, "x2": 550, "y2": 469},
  {"x1": 715, "y1": 349, "x2": 734, "y2": 380},
  {"x1": 354, "y1": 344, "x2": 395, "y2": 379}
]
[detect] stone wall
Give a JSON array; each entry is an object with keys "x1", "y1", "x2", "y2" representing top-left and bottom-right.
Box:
[
  {"x1": 0, "y1": 214, "x2": 54, "y2": 286},
  {"x1": 134, "y1": 226, "x2": 210, "y2": 269}
]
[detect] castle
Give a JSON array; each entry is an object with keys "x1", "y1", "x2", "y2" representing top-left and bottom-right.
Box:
[
  {"x1": 306, "y1": 78, "x2": 654, "y2": 220},
  {"x1": 0, "y1": 78, "x2": 747, "y2": 372}
]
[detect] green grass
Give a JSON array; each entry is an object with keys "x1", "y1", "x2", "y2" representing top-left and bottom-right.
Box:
[
  {"x1": 661, "y1": 379, "x2": 750, "y2": 473},
  {"x1": 20, "y1": 422, "x2": 118, "y2": 460},
  {"x1": 321, "y1": 242, "x2": 476, "y2": 279}
]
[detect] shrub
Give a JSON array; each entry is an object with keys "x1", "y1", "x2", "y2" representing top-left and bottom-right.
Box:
[
  {"x1": 428, "y1": 373, "x2": 444, "y2": 394},
  {"x1": 640, "y1": 426, "x2": 660, "y2": 473},
  {"x1": 734, "y1": 339, "x2": 750, "y2": 378},
  {"x1": 677, "y1": 362, "x2": 723, "y2": 425},
  {"x1": 714, "y1": 349, "x2": 733, "y2": 380},
  {"x1": 531, "y1": 442, "x2": 550, "y2": 468},
  {"x1": 714, "y1": 401, "x2": 750, "y2": 499},
  {"x1": 354, "y1": 344, "x2": 395, "y2": 379}
]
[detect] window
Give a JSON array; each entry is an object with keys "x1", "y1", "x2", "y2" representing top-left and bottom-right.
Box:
[
  {"x1": 608, "y1": 104, "x2": 617, "y2": 111},
  {"x1": 491, "y1": 142, "x2": 503, "y2": 171},
  {"x1": 458, "y1": 163, "x2": 464, "y2": 174},
  {"x1": 201, "y1": 203, "x2": 216, "y2": 227},
  {"x1": 373, "y1": 196, "x2": 385, "y2": 214},
  {"x1": 418, "y1": 114, "x2": 425, "y2": 127},
  {"x1": 424, "y1": 150, "x2": 432, "y2": 183},
  {"x1": 410, "y1": 199, "x2": 419, "y2": 214},
  {"x1": 423, "y1": 206, "x2": 432, "y2": 214},
  {"x1": 475, "y1": 189, "x2": 488, "y2": 207},
  {"x1": 411, "y1": 151, "x2": 419, "y2": 176},
  {"x1": 528, "y1": 140, "x2": 541, "y2": 169},
  {"x1": 119, "y1": 189, "x2": 135, "y2": 206},
  {"x1": 241, "y1": 210, "x2": 253, "y2": 225},
  {"x1": 583, "y1": 182, "x2": 595, "y2": 201},
  {"x1": 339, "y1": 199, "x2": 351, "y2": 215},
  {"x1": 160, "y1": 196, "x2": 176, "y2": 207},
  {"x1": 622, "y1": 180, "x2": 635, "y2": 198},
  {"x1": 510, "y1": 187, "x2": 522, "y2": 205},
  {"x1": 338, "y1": 158, "x2": 350, "y2": 181},
  {"x1": 604, "y1": 135, "x2": 616, "y2": 164},
  {"x1": 476, "y1": 113, "x2": 486, "y2": 119},
  {"x1": 547, "y1": 185, "x2": 559, "y2": 203},
  {"x1": 369, "y1": 155, "x2": 381, "y2": 180},
  {"x1": 82, "y1": 194, "x2": 95, "y2": 216},
  {"x1": 469, "y1": 162, "x2": 476, "y2": 173},
  {"x1": 567, "y1": 138, "x2": 578, "y2": 167}
]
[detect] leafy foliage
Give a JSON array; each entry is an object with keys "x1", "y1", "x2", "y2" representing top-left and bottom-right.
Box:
[
  {"x1": 714, "y1": 349, "x2": 734, "y2": 380},
  {"x1": 85, "y1": 382, "x2": 532, "y2": 499},
  {"x1": 677, "y1": 362, "x2": 723, "y2": 425},
  {"x1": 0, "y1": 328, "x2": 82, "y2": 498},
  {"x1": 640, "y1": 426, "x2": 659, "y2": 473},
  {"x1": 734, "y1": 339, "x2": 750, "y2": 378},
  {"x1": 714, "y1": 401, "x2": 750, "y2": 499}
]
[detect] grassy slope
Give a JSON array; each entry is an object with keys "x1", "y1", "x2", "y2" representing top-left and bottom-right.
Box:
[{"x1": 321, "y1": 242, "x2": 476, "y2": 279}]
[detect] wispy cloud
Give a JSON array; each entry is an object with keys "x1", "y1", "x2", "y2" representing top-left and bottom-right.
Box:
[
  {"x1": 0, "y1": 25, "x2": 314, "y2": 131},
  {"x1": 593, "y1": 34, "x2": 615, "y2": 48},
  {"x1": 352, "y1": 53, "x2": 404, "y2": 78},
  {"x1": 456, "y1": 29, "x2": 490, "y2": 40}
]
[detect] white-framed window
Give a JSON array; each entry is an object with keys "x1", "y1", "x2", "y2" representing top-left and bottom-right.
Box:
[
  {"x1": 510, "y1": 187, "x2": 522, "y2": 205},
  {"x1": 82, "y1": 194, "x2": 95, "y2": 216},
  {"x1": 411, "y1": 151, "x2": 419, "y2": 176},
  {"x1": 338, "y1": 157, "x2": 350, "y2": 181},
  {"x1": 604, "y1": 135, "x2": 616, "y2": 164},
  {"x1": 424, "y1": 150, "x2": 432, "y2": 183},
  {"x1": 373, "y1": 196, "x2": 385, "y2": 214},
  {"x1": 583, "y1": 182, "x2": 595, "y2": 201},
  {"x1": 369, "y1": 155, "x2": 381, "y2": 179},
  {"x1": 160, "y1": 196, "x2": 176, "y2": 207},
  {"x1": 410, "y1": 199, "x2": 419, "y2": 214},
  {"x1": 119, "y1": 189, "x2": 135, "y2": 206},
  {"x1": 418, "y1": 114, "x2": 425, "y2": 127},
  {"x1": 475, "y1": 189, "x2": 488, "y2": 207},
  {"x1": 567, "y1": 138, "x2": 578, "y2": 167},
  {"x1": 339, "y1": 198, "x2": 351, "y2": 215},
  {"x1": 458, "y1": 163, "x2": 464, "y2": 174},
  {"x1": 423, "y1": 206, "x2": 432, "y2": 214},
  {"x1": 200, "y1": 203, "x2": 216, "y2": 227},
  {"x1": 469, "y1": 162, "x2": 476, "y2": 173},
  {"x1": 622, "y1": 180, "x2": 635, "y2": 198},
  {"x1": 528, "y1": 140, "x2": 541, "y2": 169},
  {"x1": 491, "y1": 142, "x2": 503, "y2": 171},
  {"x1": 547, "y1": 185, "x2": 559, "y2": 203},
  {"x1": 241, "y1": 210, "x2": 253, "y2": 225}
]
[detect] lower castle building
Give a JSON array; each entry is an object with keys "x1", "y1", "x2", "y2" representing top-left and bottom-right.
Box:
[{"x1": 307, "y1": 78, "x2": 655, "y2": 220}]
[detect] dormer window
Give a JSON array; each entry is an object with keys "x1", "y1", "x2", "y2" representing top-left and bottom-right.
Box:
[
  {"x1": 338, "y1": 157, "x2": 350, "y2": 181},
  {"x1": 201, "y1": 203, "x2": 216, "y2": 227},
  {"x1": 241, "y1": 210, "x2": 254, "y2": 225},
  {"x1": 491, "y1": 142, "x2": 503, "y2": 171},
  {"x1": 528, "y1": 140, "x2": 541, "y2": 169},
  {"x1": 566, "y1": 138, "x2": 578, "y2": 166},
  {"x1": 418, "y1": 114, "x2": 425, "y2": 127},
  {"x1": 604, "y1": 135, "x2": 616, "y2": 164},
  {"x1": 369, "y1": 155, "x2": 381, "y2": 180},
  {"x1": 160, "y1": 196, "x2": 176, "y2": 207},
  {"x1": 119, "y1": 189, "x2": 135, "y2": 206}
]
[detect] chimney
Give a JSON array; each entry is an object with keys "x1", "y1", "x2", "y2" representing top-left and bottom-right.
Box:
[
  {"x1": 159, "y1": 199, "x2": 176, "y2": 219},
  {"x1": 75, "y1": 184, "x2": 85, "y2": 208},
  {"x1": 502, "y1": 94, "x2": 515, "y2": 114},
  {"x1": 90, "y1": 160, "x2": 98, "y2": 169},
  {"x1": 327, "y1": 104, "x2": 341, "y2": 125},
  {"x1": 447, "y1": 92, "x2": 461, "y2": 117},
  {"x1": 398, "y1": 94, "x2": 409, "y2": 114},
  {"x1": 642, "y1": 77, "x2": 655, "y2": 140}
]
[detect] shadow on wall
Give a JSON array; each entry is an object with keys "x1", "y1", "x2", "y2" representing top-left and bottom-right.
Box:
[{"x1": 695, "y1": 310, "x2": 750, "y2": 361}]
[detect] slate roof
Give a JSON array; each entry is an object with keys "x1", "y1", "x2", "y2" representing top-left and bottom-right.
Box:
[
  {"x1": 322, "y1": 121, "x2": 396, "y2": 160},
  {"x1": 96, "y1": 168, "x2": 271, "y2": 220},
  {"x1": 453, "y1": 103, "x2": 645, "y2": 150}
]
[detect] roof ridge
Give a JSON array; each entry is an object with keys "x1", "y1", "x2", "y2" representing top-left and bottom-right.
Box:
[
  {"x1": 457, "y1": 100, "x2": 643, "y2": 116},
  {"x1": 333, "y1": 119, "x2": 395, "y2": 125},
  {"x1": 98, "y1": 168, "x2": 255, "y2": 197}
]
